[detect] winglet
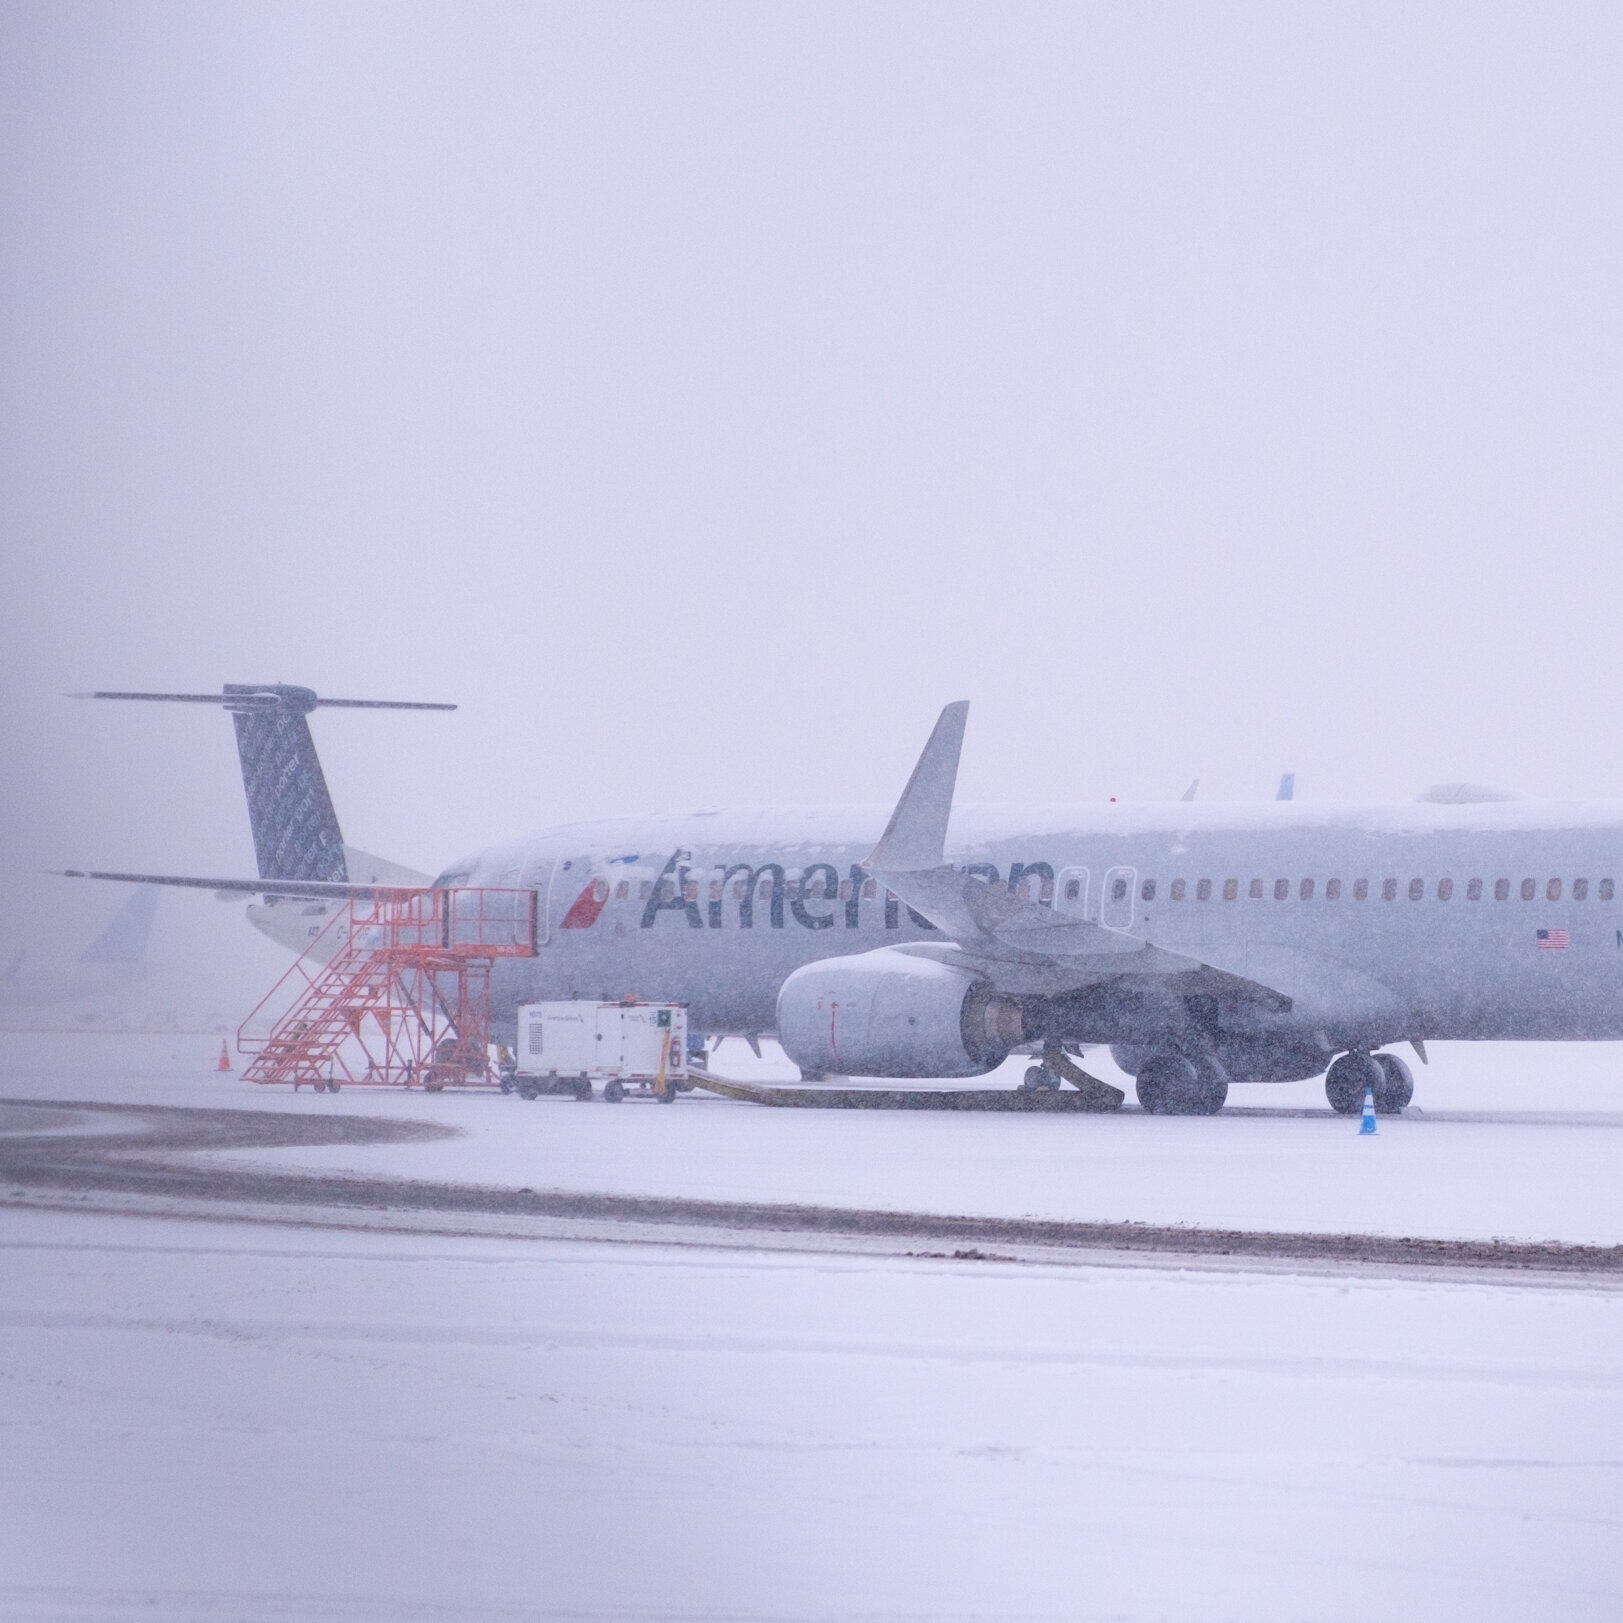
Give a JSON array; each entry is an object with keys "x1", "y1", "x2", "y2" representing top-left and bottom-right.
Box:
[{"x1": 866, "y1": 702, "x2": 969, "y2": 873}]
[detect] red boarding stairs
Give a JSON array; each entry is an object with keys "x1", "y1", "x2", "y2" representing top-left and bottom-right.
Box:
[{"x1": 237, "y1": 888, "x2": 536, "y2": 1090}]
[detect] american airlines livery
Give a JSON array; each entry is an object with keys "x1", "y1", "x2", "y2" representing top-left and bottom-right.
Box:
[{"x1": 64, "y1": 685, "x2": 1623, "y2": 1115}]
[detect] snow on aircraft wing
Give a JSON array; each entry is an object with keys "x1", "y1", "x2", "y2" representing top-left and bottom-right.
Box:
[{"x1": 864, "y1": 703, "x2": 1295, "y2": 1012}]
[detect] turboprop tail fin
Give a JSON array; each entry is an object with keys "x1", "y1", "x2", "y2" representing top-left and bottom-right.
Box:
[{"x1": 76, "y1": 685, "x2": 453, "y2": 885}]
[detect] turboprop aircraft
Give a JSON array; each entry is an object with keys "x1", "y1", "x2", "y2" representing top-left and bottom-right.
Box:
[{"x1": 62, "y1": 685, "x2": 1623, "y2": 1115}]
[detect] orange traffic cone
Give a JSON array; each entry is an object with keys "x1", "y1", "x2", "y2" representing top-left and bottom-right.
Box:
[{"x1": 217, "y1": 1040, "x2": 233, "y2": 1072}]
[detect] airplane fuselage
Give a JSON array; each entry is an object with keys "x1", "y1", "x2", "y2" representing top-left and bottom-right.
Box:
[{"x1": 254, "y1": 797, "x2": 1623, "y2": 1076}]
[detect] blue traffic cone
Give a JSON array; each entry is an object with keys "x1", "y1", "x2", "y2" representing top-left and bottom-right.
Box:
[{"x1": 1359, "y1": 1084, "x2": 1378, "y2": 1135}]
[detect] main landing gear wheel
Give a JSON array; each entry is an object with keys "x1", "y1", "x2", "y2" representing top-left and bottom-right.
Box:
[
  {"x1": 1020, "y1": 1064, "x2": 1062, "y2": 1092},
  {"x1": 1372, "y1": 1051, "x2": 1414, "y2": 1114},
  {"x1": 1324, "y1": 1050, "x2": 1382, "y2": 1114},
  {"x1": 1135, "y1": 1054, "x2": 1227, "y2": 1115}
]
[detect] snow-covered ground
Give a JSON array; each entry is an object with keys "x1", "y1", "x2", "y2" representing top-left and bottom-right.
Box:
[
  {"x1": 2, "y1": 1205, "x2": 1619, "y2": 1623},
  {"x1": 2, "y1": 1033, "x2": 1621, "y2": 1620},
  {"x1": 3, "y1": 1033, "x2": 1619, "y2": 1245}
]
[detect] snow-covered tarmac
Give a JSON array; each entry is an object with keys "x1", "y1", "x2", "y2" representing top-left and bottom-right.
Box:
[{"x1": 1, "y1": 1033, "x2": 1620, "y2": 1619}]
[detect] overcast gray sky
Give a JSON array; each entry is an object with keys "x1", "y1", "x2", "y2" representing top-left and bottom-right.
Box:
[{"x1": 4, "y1": 2, "x2": 1622, "y2": 972}]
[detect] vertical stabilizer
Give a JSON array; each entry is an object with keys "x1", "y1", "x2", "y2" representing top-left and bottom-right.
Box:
[
  {"x1": 224, "y1": 685, "x2": 348, "y2": 882},
  {"x1": 78, "y1": 886, "x2": 159, "y2": 966}
]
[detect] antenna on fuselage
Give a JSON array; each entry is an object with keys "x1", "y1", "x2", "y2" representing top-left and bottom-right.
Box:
[{"x1": 1276, "y1": 772, "x2": 1296, "y2": 801}]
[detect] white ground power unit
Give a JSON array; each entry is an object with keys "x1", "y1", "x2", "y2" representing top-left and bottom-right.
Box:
[{"x1": 510, "y1": 1001, "x2": 689, "y2": 1103}]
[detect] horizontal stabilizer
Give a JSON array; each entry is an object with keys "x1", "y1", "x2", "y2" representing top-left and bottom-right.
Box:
[
  {"x1": 57, "y1": 869, "x2": 408, "y2": 901},
  {"x1": 77, "y1": 690, "x2": 455, "y2": 711}
]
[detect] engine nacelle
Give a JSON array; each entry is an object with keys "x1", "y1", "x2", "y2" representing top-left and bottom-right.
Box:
[{"x1": 777, "y1": 947, "x2": 1024, "y2": 1078}]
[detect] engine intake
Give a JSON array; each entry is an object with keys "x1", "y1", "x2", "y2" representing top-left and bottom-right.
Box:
[{"x1": 777, "y1": 947, "x2": 1024, "y2": 1078}]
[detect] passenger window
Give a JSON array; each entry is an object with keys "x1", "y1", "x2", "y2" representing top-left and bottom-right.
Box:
[
  {"x1": 1141, "y1": 879, "x2": 1157, "y2": 902},
  {"x1": 1437, "y1": 878, "x2": 1453, "y2": 901},
  {"x1": 1495, "y1": 879, "x2": 1510, "y2": 901},
  {"x1": 1170, "y1": 879, "x2": 1186, "y2": 901},
  {"x1": 1274, "y1": 879, "x2": 1289, "y2": 900},
  {"x1": 1382, "y1": 879, "x2": 1397, "y2": 901},
  {"x1": 1353, "y1": 879, "x2": 1368, "y2": 900},
  {"x1": 1547, "y1": 878, "x2": 1562, "y2": 902},
  {"x1": 1574, "y1": 879, "x2": 1589, "y2": 901},
  {"x1": 709, "y1": 879, "x2": 723, "y2": 901},
  {"x1": 1196, "y1": 879, "x2": 1212, "y2": 900},
  {"x1": 733, "y1": 880, "x2": 747, "y2": 900},
  {"x1": 1111, "y1": 876, "x2": 1128, "y2": 902},
  {"x1": 615, "y1": 880, "x2": 630, "y2": 900},
  {"x1": 1408, "y1": 878, "x2": 1423, "y2": 901},
  {"x1": 863, "y1": 879, "x2": 877, "y2": 900},
  {"x1": 639, "y1": 881, "x2": 653, "y2": 899},
  {"x1": 838, "y1": 879, "x2": 852, "y2": 900},
  {"x1": 1521, "y1": 879, "x2": 1536, "y2": 901},
  {"x1": 1064, "y1": 878, "x2": 1082, "y2": 901},
  {"x1": 1325, "y1": 878, "x2": 1341, "y2": 900},
  {"x1": 1603, "y1": 879, "x2": 1615, "y2": 902},
  {"x1": 1299, "y1": 878, "x2": 1314, "y2": 900},
  {"x1": 1249, "y1": 878, "x2": 1264, "y2": 899},
  {"x1": 1223, "y1": 879, "x2": 1238, "y2": 901},
  {"x1": 1466, "y1": 878, "x2": 1482, "y2": 901}
]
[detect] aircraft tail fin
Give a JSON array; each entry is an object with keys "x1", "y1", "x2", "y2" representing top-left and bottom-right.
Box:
[
  {"x1": 225, "y1": 685, "x2": 348, "y2": 881},
  {"x1": 79, "y1": 885, "x2": 159, "y2": 966},
  {"x1": 79, "y1": 686, "x2": 454, "y2": 883}
]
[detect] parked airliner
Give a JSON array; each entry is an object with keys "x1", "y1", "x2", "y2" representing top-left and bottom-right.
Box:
[{"x1": 63, "y1": 685, "x2": 1623, "y2": 1114}]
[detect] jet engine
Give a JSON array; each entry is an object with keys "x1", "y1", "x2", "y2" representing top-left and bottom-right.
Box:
[{"x1": 776, "y1": 947, "x2": 1024, "y2": 1078}]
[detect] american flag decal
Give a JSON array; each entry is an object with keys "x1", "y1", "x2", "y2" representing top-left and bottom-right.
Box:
[{"x1": 1537, "y1": 928, "x2": 1570, "y2": 949}]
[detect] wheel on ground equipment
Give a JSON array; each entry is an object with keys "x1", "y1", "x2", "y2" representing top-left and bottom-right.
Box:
[
  {"x1": 1324, "y1": 1050, "x2": 1383, "y2": 1114},
  {"x1": 1135, "y1": 1053, "x2": 1226, "y2": 1115},
  {"x1": 516, "y1": 1081, "x2": 539, "y2": 1100},
  {"x1": 657, "y1": 1082, "x2": 678, "y2": 1103},
  {"x1": 1021, "y1": 1064, "x2": 1061, "y2": 1091},
  {"x1": 1372, "y1": 1050, "x2": 1414, "y2": 1114},
  {"x1": 573, "y1": 1077, "x2": 593, "y2": 1101},
  {"x1": 603, "y1": 1079, "x2": 625, "y2": 1103}
]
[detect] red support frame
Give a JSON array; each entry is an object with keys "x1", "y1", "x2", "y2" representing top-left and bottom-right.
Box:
[{"x1": 237, "y1": 889, "x2": 536, "y2": 1090}]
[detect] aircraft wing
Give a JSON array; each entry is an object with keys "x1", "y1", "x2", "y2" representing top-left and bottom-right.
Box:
[{"x1": 865, "y1": 705, "x2": 1295, "y2": 1013}]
